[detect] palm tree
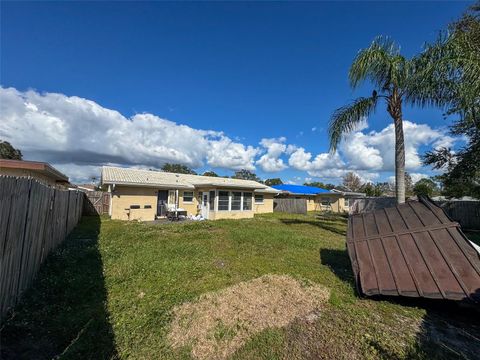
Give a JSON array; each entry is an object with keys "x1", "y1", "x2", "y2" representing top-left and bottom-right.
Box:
[{"x1": 329, "y1": 37, "x2": 430, "y2": 204}]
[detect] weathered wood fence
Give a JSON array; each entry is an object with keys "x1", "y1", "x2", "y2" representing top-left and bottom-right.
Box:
[
  {"x1": 273, "y1": 198, "x2": 307, "y2": 214},
  {"x1": 351, "y1": 197, "x2": 480, "y2": 230},
  {"x1": 83, "y1": 191, "x2": 110, "y2": 215},
  {"x1": 0, "y1": 177, "x2": 84, "y2": 321},
  {"x1": 437, "y1": 201, "x2": 480, "y2": 230}
]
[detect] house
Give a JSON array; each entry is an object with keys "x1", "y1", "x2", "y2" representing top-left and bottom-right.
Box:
[
  {"x1": 0, "y1": 159, "x2": 69, "y2": 188},
  {"x1": 101, "y1": 166, "x2": 278, "y2": 221},
  {"x1": 271, "y1": 184, "x2": 365, "y2": 212}
]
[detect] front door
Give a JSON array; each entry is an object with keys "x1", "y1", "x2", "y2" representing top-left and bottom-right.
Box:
[
  {"x1": 201, "y1": 192, "x2": 209, "y2": 219},
  {"x1": 157, "y1": 190, "x2": 168, "y2": 217}
]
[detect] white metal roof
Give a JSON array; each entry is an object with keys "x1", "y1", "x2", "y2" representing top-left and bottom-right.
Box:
[{"x1": 101, "y1": 166, "x2": 278, "y2": 193}]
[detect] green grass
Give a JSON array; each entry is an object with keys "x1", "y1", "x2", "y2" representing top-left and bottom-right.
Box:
[{"x1": 1, "y1": 212, "x2": 479, "y2": 359}]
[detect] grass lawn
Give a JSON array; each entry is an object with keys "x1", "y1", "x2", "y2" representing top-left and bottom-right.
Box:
[{"x1": 1, "y1": 212, "x2": 479, "y2": 359}]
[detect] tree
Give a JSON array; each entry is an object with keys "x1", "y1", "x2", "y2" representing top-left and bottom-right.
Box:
[
  {"x1": 413, "y1": 178, "x2": 440, "y2": 198},
  {"x1": 0, "y1": 140, "x2": 22, "y2": 160},
  {"x1": 232, "y1": 169, "x2": 261, "y2": 182},
  {"x1": 265, "y1": 178, "x2": 283, "y2": 186},
  {"x1": 328, "y1": 36, "x2": 442, "y2": 203},
  {"x1": 161, "y1": 163, "x2": 197, "y2": 175},
  {"x1": 202, "y1": 171, "x2": 218, "y2": 177},
  {"x1": 421, "y1": 3, "x2": 480, "y2": 198},
  {"x1": 405, "y1": 172, "x2": 413, "y2": 196},
  {"x1": 360, "y1": 182, "x2": 383, "y2": 197},
  {"x1": 304, "y1": 181, "x2": 336, "y2": 190},
  {"x1": 342, "y1": 172, "x2": 362, "y2": 192}
]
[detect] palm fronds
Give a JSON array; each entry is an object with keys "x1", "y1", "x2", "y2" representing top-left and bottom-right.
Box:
[{"x1": 329, "y1": 95, "x2": 378, "y2": 151}]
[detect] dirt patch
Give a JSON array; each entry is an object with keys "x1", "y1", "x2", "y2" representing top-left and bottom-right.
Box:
[{"x1": 168, "y1": 274, "x2": 330, "y2": 360}]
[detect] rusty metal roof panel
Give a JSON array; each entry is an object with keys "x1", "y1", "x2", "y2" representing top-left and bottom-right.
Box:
[{"x1": 347, "y1": 197, "x2": 480, "y2": 302}]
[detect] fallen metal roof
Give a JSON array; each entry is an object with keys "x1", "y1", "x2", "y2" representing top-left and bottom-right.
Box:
[{"x1": 347, "y1": 197, "x2": 480, "y2": 302}]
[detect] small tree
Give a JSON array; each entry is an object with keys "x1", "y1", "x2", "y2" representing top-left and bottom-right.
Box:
[
  {"x1": 0, "y1": 140, "x2": 22, "y2": 160},
  {"x1": 304, "y1": 181, "x2": 336, "y2": 190},
  {"x1": 202, "y1": 171, "x2": 219, "y2": 177},
  {"x1": 232, "y1": 169, "x2": 261, "y2": 182},
  {"x1": 405, "y1": 172, "x2": 414, "y2": 196},
  {"x1": 161, "y1": 163, "x2": 197, "y2": 175},
  {"x1": 265, "y1": 178, "x2": 283, "y2": 186},
  {"x1": 342, "y1": 172, "x2": 363, "y2": 192},
  {"x1": 413, "y1": 178, "x2": 439, "y2": 197}
]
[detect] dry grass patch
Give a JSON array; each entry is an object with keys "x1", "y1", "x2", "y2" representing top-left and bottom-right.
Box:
[{"x1": 168, "y1": 274, "x2": 330, "y2": 360}]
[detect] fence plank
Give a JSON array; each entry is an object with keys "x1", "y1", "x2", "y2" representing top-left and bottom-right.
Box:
[
  {"x1": 273, "y1": 198, "x2": 307, "y2": 214},
  {"x1": 83, "y1": 191, "x2": 110, "y2": 215},
  {"x1": 0, "y1": 176, "x2": 85, "y2": 321}
]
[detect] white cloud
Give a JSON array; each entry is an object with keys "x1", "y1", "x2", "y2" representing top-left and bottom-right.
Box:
[
  {"x1": 0, "y1": 87, "x2": 260, "y2": 181},
  {"x1": 0, "y1": 87, "x2": 458, "y2": 185},
  {"x1": 341, "y1": 121, "x2": 454, "y2": 172},
  {"x1": 410, "y1": 172, "x2": 430, "y2": 184},
  {"x1": 256, "y1": 137, "x2": 288, "y2": 172}
]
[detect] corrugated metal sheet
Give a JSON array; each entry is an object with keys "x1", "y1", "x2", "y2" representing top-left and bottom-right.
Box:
[
  {"x1": 347, "y1": 197, "x2": 480, "y2": 302},
  {"x1": 101, "y1": 166, "x2": 278, "y2": 193}
]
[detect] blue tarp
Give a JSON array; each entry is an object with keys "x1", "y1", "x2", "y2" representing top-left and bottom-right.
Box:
[{"x1": 271, "y1": 184, "x2": 331, "y2": 195}]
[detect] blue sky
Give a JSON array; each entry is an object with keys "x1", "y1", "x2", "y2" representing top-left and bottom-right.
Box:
[{"x1": 0, "y1": 1, "x2": 471, "y2": 184}]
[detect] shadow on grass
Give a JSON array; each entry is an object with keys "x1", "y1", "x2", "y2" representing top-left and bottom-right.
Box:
[
  {"x1": 280, "y1": 218, "x2": 347, "y2": 236},
  {"x1": 321, "y1": 247, "x2": 480, "y2": 358},
  {"x1": 368, "y1": 295, "x2": 480, "y2": 359},
  {"x1": 0, "y1": 215, "x2": 118, "y2": 359},
  {"x1": 319, "y1": 248, "x2": 356, "y2": 291}
]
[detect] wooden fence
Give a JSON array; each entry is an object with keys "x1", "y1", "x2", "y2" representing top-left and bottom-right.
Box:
[
  {"x1": 436, "y1": 201, "x2": 480, "y2": 230},
  {"x1": 0, "y1": 177, "x2": 84, "y2": 321},
  {"x1": 83, "y1": 191, "x2": 110, "y2": 215},
  {"x1": 273, "y1": 198, "x2": 307, "y2": 214},
  {"x1": 351, "y1": 197, "x2": 480, "y2": 230}
]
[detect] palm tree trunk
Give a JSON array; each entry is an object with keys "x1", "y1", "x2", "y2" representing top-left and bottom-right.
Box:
[
  {"x1": 388, "y1": 91, "x2": 406, "y2": 204},
  {"x1": 394, "y1": 116, "x2": 406, "y2": 203}
]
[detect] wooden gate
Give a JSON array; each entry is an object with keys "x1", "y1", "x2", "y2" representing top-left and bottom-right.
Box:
[{"x1": 84, "y1": 191, "x2": 110, "y2": 215}]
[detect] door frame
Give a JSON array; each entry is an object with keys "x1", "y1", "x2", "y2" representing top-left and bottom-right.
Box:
[{"x1": 201, "y1": 191, "x2": 210, "y2": 219}]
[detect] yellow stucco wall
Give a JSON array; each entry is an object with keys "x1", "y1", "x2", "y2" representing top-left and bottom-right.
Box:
[
  {"x1": 0, "y1": 168, "x2": 58, "y2": 187},
  {"x1": 209, "y1": 210, "x2": 254, "y2": 220},
  {"x1": 109, "y1": 187, "x2": 274, "y2": 221},
  {"x1": 111, "y1": 186, "x2": 158, "y2": 221},
  {"x1": 178, "y1": 190, "x2": 200, "y2": 216},
  {"x1": 253, "y1": 193, "x2": 274, "y2": 213}
]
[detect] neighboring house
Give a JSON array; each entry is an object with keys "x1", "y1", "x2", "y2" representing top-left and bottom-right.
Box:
[
  {"x1": 74, "y1": 184, "x2": 97, "y2": 192},
  {"x1": 101, "y1": 166, "x2": 278, "y2": 221},
  {"x1": 0, "y1": 159, "x2": 69, "y2": 188},
  {"x1": 271, "y1": 184, "x2": 365, "y2": 213}
]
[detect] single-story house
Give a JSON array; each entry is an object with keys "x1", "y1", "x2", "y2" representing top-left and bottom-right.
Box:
[
  {"x1": 101, "y1": 166, "x2": 278, "y2": 221},
  {"x1": 0, "y1": 159, "x2": 69, "y2": 188},
  {"x1": 271, "y1": 184, "x2": 366, "y2": 213}
]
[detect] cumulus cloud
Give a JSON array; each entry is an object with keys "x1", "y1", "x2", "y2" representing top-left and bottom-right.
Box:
[
  {"x1": 0, "y1": 87, "x2": 259, "y2": 181},
  {"x1": 256, "y1": 137, "x2": 289, "y2": 172},
  {"x1": 0, "y1": 87, "x2": 458, "y2": 184},
  {"x1": 342, "y1": 121, "x2": 455, "y2": 171},
  {"x1": 288, "y1": 120, "x2": 454, "y2": 182}
]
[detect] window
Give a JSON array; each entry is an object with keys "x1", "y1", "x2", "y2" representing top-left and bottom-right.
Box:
[
  {"x1": 144, "y1": 205, "x2": 152, "y2": 209},
  {"x1": 183, "y1": 191, "x2": 194, "y2": 203},
  {"x1": 218, "y1": 191, "x2": 229, "y2": 211},
  {"x1": 130, "y1": 205, "x2": 140, "y2": 209},
  {"x1": 231, "y1": 192, "x2": 241, "y2": 210},
  {"x1": 254, "y1": 194, "x2": 264, "y2": 204},
  {"x1": 321, "y1": 198, "x2": 331, "y2": 206},
  {"x1": 243, "y1": 192, "x2": 252, "y2": 210},
  {"x1": 209, "y1": 191, "x2": 215, "y2": 210}
]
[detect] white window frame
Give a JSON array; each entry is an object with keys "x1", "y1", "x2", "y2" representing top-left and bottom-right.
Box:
[
  {"x1": 183, "y1": 191, "x2": 194, "y2": 203},
  {"x1": 218, "y1": 190, "x2": 230, "y2": 211},
  {"x1": 242, "y1": 192, "x2": 253, "y2": 211},
  {"x1": 231, "y1": 191, "x2": 242, "y2": 211},
  {"x1": 254, "y1": 194, "x2": 264, "y2": 204}
]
